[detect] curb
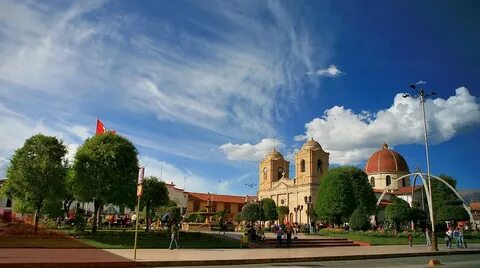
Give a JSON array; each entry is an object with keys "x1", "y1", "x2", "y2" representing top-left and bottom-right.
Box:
[
  {"x1": 1, "y1": 249, "x2": 479, "y2": 267},
  {"x1": 136, "y1": 250, "x2": 480, "y2": 266}
]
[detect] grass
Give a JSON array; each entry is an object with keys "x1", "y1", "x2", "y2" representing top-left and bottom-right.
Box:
[
  {"x1": 76, "y1": 230, "x2": 240, "y2": 249},
  {"x1": 314, "y1": 229, "x2": 480, "y2": 245},
  {"x1": 0, "y1": 219, "x2": 240, "y2": 249}
]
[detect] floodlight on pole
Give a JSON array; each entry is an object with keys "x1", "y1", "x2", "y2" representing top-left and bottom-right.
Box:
[{"x1": 403, "y1": 83, "x2": 438, "y2": 251}]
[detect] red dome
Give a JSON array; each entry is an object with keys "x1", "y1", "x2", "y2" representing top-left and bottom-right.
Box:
[{"x1": 365, "y1": 143, "x2": 409, "y2": 174}]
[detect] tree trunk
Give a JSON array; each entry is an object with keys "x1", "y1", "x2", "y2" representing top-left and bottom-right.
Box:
[
  {"x1": 92, "y1": 200, "x2": 101, "y2": 233},
  {"x1": 33, "y1": 208, "x2": 40, "y2": 233}
]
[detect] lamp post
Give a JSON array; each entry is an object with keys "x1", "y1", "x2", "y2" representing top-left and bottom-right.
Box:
[
  {"x1": 304, "y1": 195, "x2": 313, "y2": 233},
  {"x1": 297, "y1": 205, "x2": 304, "y2": 224},
  {"x1": 403, "y1": 83, "x2": 438, "y2": 251},
  {"x1": 245, "y1": 183, "x2": 261, "y2": 224},
  {"x1": 293, "y1": 207, "x2": 298, "y2": 223}
]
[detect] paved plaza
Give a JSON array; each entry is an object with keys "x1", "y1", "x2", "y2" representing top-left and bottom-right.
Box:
[{"x1": 1, "y1": 243, "x2": 479, "y2": 267}]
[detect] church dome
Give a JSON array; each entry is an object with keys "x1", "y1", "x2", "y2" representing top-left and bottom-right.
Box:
[
  {"x1": 302, "y1": 138, "x2": 322, "y2": 150},
  {"x1": 365, "y1": 143, "x2": 409, "y2": 174},
  {"x1": 265, "y1": 148, "x2": 284, "y2": 160}
]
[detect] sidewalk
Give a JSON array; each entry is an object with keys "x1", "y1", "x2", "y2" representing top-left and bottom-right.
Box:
[{"x1": 1, "y1": 244, "x2": 479, "y2": 267}]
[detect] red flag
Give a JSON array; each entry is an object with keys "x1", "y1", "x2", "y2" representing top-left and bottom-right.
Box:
[{"x1": 96, "y1": 118, "x2": 106, "y2": 135}]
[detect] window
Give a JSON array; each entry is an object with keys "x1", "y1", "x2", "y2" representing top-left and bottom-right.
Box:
[
  {"x1": 370, "y1": 177, "x2": 375, "y2": 187},
  {"x1": 300, "y1": 159, "x2": 305, "y2": 172},
  {"x1": 278, "y1": 167, "x2": 284, "y2": 180},
  {"x1": 263, "y1": 167, "x2": 267, "y2": 181},
  {"x1": 225, "y1": 204, "x2": 231, "y2": 213},
  {"x1": 386, "y1": 175, "x2": 391, "y2": 186},
  {"x1": 194, "y1": 201, "x2": 200, "y2": 212},
  {"x1": 6, "y1": 198, "x2": 12, "y2": 208},
  {"x1": 402, "y1": 178, "x2": 407, "y2": 187},
  {"x1": 317, "y1": 160, "x2": 322, "y2": 173}
]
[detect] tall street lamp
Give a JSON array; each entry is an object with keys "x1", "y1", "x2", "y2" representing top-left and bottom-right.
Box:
[
  {"x1": 403, "y1": 83, "x2": 438, "y2": 251},
  {"x1": 297, "y1": 205, "x2": 304, "y2": 224},
  {"x1": 304, "y1": 195, "x2": 313, "y2": 233}
]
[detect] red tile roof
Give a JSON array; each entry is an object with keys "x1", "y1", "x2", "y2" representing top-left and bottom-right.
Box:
[
  {"x1": 470, "y1": 203, "x2": 480, "y2": 211},
  {"x1": 187, "y1": 192, "x2": 256, "y2": 204},
  {"x1": 365, "y1": 144, "x2": 409, "y2": 174},
  {"x1": 393, "y1": 186, "x2": 423, "y2": 195}
]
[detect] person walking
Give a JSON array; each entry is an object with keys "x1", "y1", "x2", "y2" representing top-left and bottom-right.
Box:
[
  {"x1": 407, "y1": 233, "x2": 413, "y2": 247},
  {"x1": 276, "y1": 226, "x2": 283, "y2": 247},
  {"x1": 285, "y1": 224, "x2": 293, "y2": 247},
  {"x1": 458, "y1": 226, "x2": 465, "y2": 248},
  {"x1": 425, "y1": 227, "x2": 431, "y2": 246},
  {"x1": 445, "y1": 227, "x2": 453, "y2": 249},
  {"x1": 453, "y1": 227, "x2": 460, "y2": 248},
  {"x1": 169, "y1": 222, "x2": 179, "y2": 250}
]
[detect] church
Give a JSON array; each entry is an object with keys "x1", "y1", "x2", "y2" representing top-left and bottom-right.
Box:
[
  {"x1": 257, "y1": 139, "x2": 418, "y2": 225},
  {"x1": 257, "y1": 138, "x2": 329, "y2": 224}
]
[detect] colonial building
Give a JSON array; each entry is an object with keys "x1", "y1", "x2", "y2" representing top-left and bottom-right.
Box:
[
  {"x1": 186, "y1": 192, "x2": 256, "y2": 222},
  {"x1": 257, "y1": 138, "x2": 329, "y2": 224}
]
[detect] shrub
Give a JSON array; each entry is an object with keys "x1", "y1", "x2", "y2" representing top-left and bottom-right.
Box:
[{"x1": 349, "y1": 208, "x2": 370, "y2": 231}]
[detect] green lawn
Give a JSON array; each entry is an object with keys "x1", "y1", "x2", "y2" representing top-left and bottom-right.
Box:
[
  {"x1": 77, "y1": 230, "x2": 240, "y2": 249},
  {"x1": 314, "y1": 231, "x2": 480, "y2": 246}
]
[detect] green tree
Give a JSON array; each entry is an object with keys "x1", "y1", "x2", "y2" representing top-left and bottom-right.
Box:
[
  {"x1": 4, "y1": 134, "x2": 67, "y2": 232},
  {"x1": 140, "y1": 177, "x2": 169, "y2": 232},
  {"x1": 436, "y1": 200, "x2": 469, "y2": 225},
  {"x1": 315, "y1": 166, "x2": 376, "y2": 226},
  {"x1": 276, "y1": 206, "x2": 289, "y2": 223},
  {"x1": 315, "y1": 167, "x2": 356, "y2": 225},
  {"x1": 349, "y1": 207, "x2": 370, "y2": 231},
  {"x1": 385, "y1": 197, "x2": 410, "y2": 232},
  {"x1": 234, "y1": 212, "x2": 242, "y2": 223},
  {"x1": 261, "y1": 198, "x2": 278, "y2": 222},
  {"x1": 430, "y1": 174, "x2": 468, "y2": 224},
  {"x1": 72, "y1": 133, "x2": 139, "y2": 233},
  {"x1": 343, "y1": 166, "x2": 377, "y2": 214},
  {"x1": 241, "y1": 203, "x2": 261, "y2": 222}
]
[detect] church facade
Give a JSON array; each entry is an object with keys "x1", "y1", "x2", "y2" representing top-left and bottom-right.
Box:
[{"x1": 257, "y1": 139, "x2": 329, "y2": 224}]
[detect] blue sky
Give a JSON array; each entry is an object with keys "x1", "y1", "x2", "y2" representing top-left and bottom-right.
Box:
[{"x1": 0, "y1": 0, "x2": 479, "y2": 195}]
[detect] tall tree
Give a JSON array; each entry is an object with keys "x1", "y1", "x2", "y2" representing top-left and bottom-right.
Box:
[
  {"x1": 343, "y1": 166, "x2": 377, "y2": 214},
  {"x1": 72, "y1": 133, "x2": 139, "y2": 233},
  {"x1": 385, "y1": 196, "x2": 410, "y2": 232},
  {"x1": 430, "y1": 174, "x2": 468, "y2": 223},
  {"x1": 315, "y1": 167, "x2": 356, "y2": 225},
  {"x1": 261, "y1": 198, "x2": 278, "y2": 222},
  {"x1": 276, "y1": 206, "x2": 289, "y2": 224},
  {"x1": 140, "y1": 176, "x2": 169, "y2": 232},
  {"x1": 4, "y1": 134, "x2": 67, "y2": 232},
  {"x1": 241, "y1": 203, "x2": 261, "y2": 223}
]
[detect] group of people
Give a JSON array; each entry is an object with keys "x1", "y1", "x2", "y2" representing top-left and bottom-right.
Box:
[
  {"x1": 272, "y1": 223, "x2": 297, "y2": 247},
  {"x1": 445, "y1": 226, "x2": 467, "y2": 249}
]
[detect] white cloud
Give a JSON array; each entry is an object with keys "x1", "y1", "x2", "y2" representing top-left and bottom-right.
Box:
[
  {"x1": 308, "y1": 65, "x2": 343, "y2": 77},
  {"x1": 298, "y1": 87, "x2": 480, "y2": 165},
  {"x1": 219, "y1": 138, "x2": 285, "y2": 161}
]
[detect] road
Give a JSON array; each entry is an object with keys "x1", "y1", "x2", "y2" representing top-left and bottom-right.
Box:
[{"x1": 171, "y1": 254, "x2": 480, "y2": 268}]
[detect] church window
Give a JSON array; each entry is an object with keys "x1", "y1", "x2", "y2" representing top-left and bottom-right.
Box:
[
  {"x1": 386, "y1": 176, "x2": 391, "y2": 186},
  {"x1": 317, "y1": 159, "x2": 322, "y2": 173},
  {"x1": 402, "y1": 178, "x2": 406, "y2": 187},
  {"x1": 263, "y1": 167, "x2": 267, "y2": 181},
  {"x1": 278, "y1": 167, "x2": 284, "y2": 180},
  {"x1": 300, "y1": 160, "x2": 305, "y2": 172},
  {"x1": 370, "y1": 177, "x2": 375, "y2": 187}
]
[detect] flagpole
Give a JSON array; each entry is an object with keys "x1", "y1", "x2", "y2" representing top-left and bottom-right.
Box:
[
  {"x1": 133, "y1": 167, "x2": 145, "y2": 260},
  {"x1": 133, "y1": 193, "x2": 141, "y2": 260}
]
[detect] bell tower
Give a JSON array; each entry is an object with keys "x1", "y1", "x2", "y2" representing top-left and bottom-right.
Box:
[
  {"x1": 258, "y1": 148, "x2": 289, "y2": 191},
  {"x1": 295, "y1": 138, "x2": 329, "y2": 185}
]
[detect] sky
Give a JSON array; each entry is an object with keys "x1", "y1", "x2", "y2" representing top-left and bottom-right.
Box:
[{"x1": 0, "y1": 0, "x2": 479, "y2": 196}]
